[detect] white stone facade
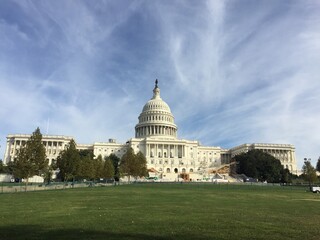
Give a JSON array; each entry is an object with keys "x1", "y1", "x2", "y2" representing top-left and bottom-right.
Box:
[
  {"x1": 4, "y1": 134, "x2": 73, "y2": 165},
  {"x1": 3, "y1": 81, "x2": 297, "y2": 180},
  {"x1": 229, "y1": 143, "x2": 297, "y2": 174}
]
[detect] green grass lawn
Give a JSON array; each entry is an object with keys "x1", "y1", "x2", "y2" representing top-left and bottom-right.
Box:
[{"x1": 0, "y1": 183, "x2": 319, "y2": 240}]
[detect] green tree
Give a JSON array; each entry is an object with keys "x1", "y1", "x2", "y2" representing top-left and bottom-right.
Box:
[
  {"x1": 302, "y1": 159, "x2": 317, "y2": 187},
  {"x1": 94, "y1": 155, "x2": 104, "y2": 181},
  {"x1": 119, "y1": 148, "x2": 148, "y2": 182},
  {"x1": 78, "y1": 156, "x2": 94, "y2": 180},
  {"x1": 135, "y1": 151, "x2": 148, "y2": 178},
  {"x1": 280, "y1": 168, "x2": 292, "y2": 183},
  {"x1": 102, "y1": 158, "x2": 115, "y2": 180},
  {"x1": 44, "y1": 164, "x2": 56, "y2": 184},
  {"x1": 316, "y1": 157, "x2": 320, "y2": 172},
  {"x1": 120, "y1": 147, "x2": 136, "y2": 183},
  {"x1": 5, "y1": 161, "x2": 15, "y2": 175},
  {"x1": 0, "y1": 160, "x2": 4, "y2": 173},
  {"x1": 235, "y1": 149, "x2": 284, "y2": 183},
  {"x1": 13, "y1": 127, "x2": 48, "y2": 187},
  {"x1": 108, "y1": 154, "x2": 120, "y2": 181},
  {"x1": 78, "y1": 149, "x2": 94, "y2": 181},
  {"x1": 56, "y1": 139, "x2": 80, "y2": 182}
]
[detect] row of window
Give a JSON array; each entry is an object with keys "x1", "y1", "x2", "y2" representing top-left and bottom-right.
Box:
[
  {"x1": 12, "y1": 140, "x2": 64, "y2": 147},
  {"x1": 145, "y1": 104, "x2": 169, "y2": 111},
  {"x1": 96, "y1": 148, "x2": 127, "y2": 153},
  {"x1": 198, "y1": 157, "x2": 216, "y2": 162},
  {"x1": 161, "y1": 168, "x2": 193, "y2": 173},
  {"x1": 149, "y1": 159, "x2": 197, "y2": 165},
  {"x1": 47, "y1": 149, "x2": 60, "y2": 155},
  {"x1": 141, "y1": 115, "x2": 173, "y2": 123},
  {"x1": 198, "y1": 152, "x2": 217, "y2": 155},
  {"x1": 11, "y1": 148, "x2": 60, "y2": 156},
  {"x1": 43, "y1": 141, "x2": 63, "y2": 147},
  {"x1": 150, "y1": 152, "x2": 182, "y2": 158}
]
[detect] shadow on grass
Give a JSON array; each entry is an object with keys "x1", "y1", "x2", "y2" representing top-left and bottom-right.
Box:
[{"x1": 0, "y1": 224, "x2": 210, "y2": 240}]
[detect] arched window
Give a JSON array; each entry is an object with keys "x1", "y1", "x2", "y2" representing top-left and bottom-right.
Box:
[
  {"x1": 190, "y1": 168, "x2": 193, "y2": 172},
  {"x1": 166, "y1": 168, "x2": 170, "y2": 173},
  {"x1": 182, "y1": 168, "x2": 186, "y2": 173},
  {"x1": 174, "y1": 168, "x2": 178, "y2": 173}
]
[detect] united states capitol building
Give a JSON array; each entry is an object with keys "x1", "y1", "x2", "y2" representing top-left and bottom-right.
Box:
[{"x1": 3, "y1": 81, "x2": 297, "y2": 181}]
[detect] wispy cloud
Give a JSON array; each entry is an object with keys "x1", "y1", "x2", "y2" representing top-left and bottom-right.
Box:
[{"x1": 0, "y1": 0, "x2": 319, "y2": 168}]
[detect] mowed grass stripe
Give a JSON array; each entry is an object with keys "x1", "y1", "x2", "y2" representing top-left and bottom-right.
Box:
[{"x1": 0, "y1": 184, "x2": 319, "y2": 240}]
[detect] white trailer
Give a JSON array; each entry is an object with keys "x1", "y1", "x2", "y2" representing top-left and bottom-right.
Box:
[{"x1": 311, "y1": 186, "x2": 320, "y2": 193}]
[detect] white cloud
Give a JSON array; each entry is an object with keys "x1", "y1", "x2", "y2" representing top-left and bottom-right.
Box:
[{"x1": 0, "y1": 0, "x2": 319, "y2": 168}]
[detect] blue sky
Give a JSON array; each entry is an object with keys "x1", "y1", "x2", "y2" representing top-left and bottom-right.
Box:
[{"x1": 0, "y1": 0, "x2": 319, "y2": 169}]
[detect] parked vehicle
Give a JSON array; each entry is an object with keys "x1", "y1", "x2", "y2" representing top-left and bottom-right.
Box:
[
  {"x1": 212, "y1": 178, "x2": 228, "y2": 183},
  {"x1": 311, "y1": 186, "x2": 320, "y2": 193}
]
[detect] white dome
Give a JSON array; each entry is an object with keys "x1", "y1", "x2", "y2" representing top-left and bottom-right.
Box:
[
  {"x1": 142, "y1": 98, "x2": 171, "y2": 113},
  {"x1": 135, "y1": 80, "x2": 177, "y2": 139}
]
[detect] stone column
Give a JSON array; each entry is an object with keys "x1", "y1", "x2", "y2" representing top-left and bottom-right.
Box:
[
  {"x1": 162, "y1": 144, "x2": 164, "y2": 158},
  {"x1": 4, "y1": 138, "x2": 11, "y2": 164},
  {"x1": 174, "y1": 145, "x2": 177, "y2": 157},
  {"x1": 146, "y1": 144, "x2": 148, "y2": 157}
]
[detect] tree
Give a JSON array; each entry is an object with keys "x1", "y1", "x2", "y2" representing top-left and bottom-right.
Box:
[
  {"x1": 102, "y1": 157, "x2": 115, "y2": 180},
  {"x1": 316, "y1": 157, "x2": 320, "y2": 173},
  {"x1": 13, "y1": 127, "x2": 48, "y2": 187},
  {"x1": 280, "y1": 168, "x2": 292, "y2": 184},
  {"x1": 94, "y1": 155, "x2": 104, "y2": 181},
  {"x1": 78, "y1": 157, "x2": 94, "y2": 180},
  {"x1": 119, "y1": 148, "x2": 148, "y2": 182},
  {"x1": 235, "y1": 149, "x2": 284, "y2": 183},
  {"x1": 0, "y1": 160, "x2": 4, "y2": 173},
  {"x1": 136, "y1": 151, "x2": 148, "y2": 178},
  {"x1": 44, "y1": 164, "x2": 56, "y2": 184},
  {"x1": 302, "y1": 159, "x2": 317, "y2": 187},
  {"x1": 108, "y1": 154, "x2": 120, "y2": 181},
  {"x1": 120, "y1": 147, "x2": 136, "y2": 182},
  {"x1": 56, "y1": 139, "x2": 80, "y2": 182},
  {"x1": 5, "y1": 161, "x2": 15, "y2": 175},
  {"x1": 78, "y1": 149, "x2": 94, "y2": 181}
]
